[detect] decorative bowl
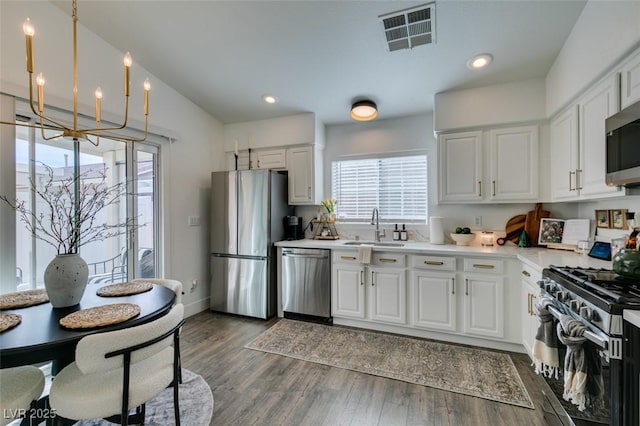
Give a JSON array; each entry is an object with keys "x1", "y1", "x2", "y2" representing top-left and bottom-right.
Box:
[{"x1": 450, "y1": 232, "x2": 476, "y2": 246}]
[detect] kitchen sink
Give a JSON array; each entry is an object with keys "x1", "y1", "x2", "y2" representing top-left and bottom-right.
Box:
[{"x1": 343, "y1": 241, "x2": 405, "y2": 247}]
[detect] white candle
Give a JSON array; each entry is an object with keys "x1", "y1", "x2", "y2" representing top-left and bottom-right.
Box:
[
  {"x1": 248, "y1": 134, "x2": 252, "y2": 149},
  {"x1": 235, "y1": 139, "x2": 238, "y2": 156}
]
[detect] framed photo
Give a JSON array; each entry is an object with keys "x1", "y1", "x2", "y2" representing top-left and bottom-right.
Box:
[
  {"x1": 610, "y1": 209, "x2": 627, "y2": 229},
  {"x1": 595, "y1": 210, "x2": 610, "y2": 228},
  {"x1": 538, "y1": 218, "x2": 566, "y2": 245}
]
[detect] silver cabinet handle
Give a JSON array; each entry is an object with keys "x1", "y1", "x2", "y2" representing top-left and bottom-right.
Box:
[
  {"x1": 465, "y1": 278, "x2": 469, "y2": 296},
  {"x1": 451, "y1": 278, "x2": 455, "y2": 295},
  {"x1": 472, "y1": 264, "x2": 495, "y2": 269},
  {"x1": 360, "y1": 270, "x2": 364, "y2": 286},
  {"x1": 379, "y1": 258, "x2": 397, "y2": 263},
  {"x1": 521, "y1": 270, "x2": 531, "y2": 277},
  {"x1": 307, "y1": 186, "x2": 311, "y2": 198},
  {"x1": 341, "y1": 256, "x2": 356, "y2": 260},
  {"x1": 576, "y1": 169, "x2": 582, "y2": 190},
  {"x1": 492, "y1": 180, "x2": 496, "y2": 196},
  {"x1": 478, "y1": 181, "x2": 482, "y2": 197},
  {"x1": 371, "y1": 270, "x2": 375, "y2": 286},
  {"x1": 569, "y1": 170, "x2": 575, "y2": 191},
  {"x1": 425, "y1": 260, "x2": 444, "y2": 265}
]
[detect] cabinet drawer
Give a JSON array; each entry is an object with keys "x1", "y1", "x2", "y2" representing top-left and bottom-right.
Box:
[
  {"x1": 411, "y1": 255, "x2": 456, "y2": 271},
  {"x1": 372, "y1": 253, "x2": 405, "y2": 267},
  {"x1": 333, "y1": 251, "x2": 359, "y2": 264},
  {"x1": 520, "y1": 262, "x2": 542, "y2": 283},
  {"x1": 463, "y1": 258, "x2": 504, "y2": 274}
]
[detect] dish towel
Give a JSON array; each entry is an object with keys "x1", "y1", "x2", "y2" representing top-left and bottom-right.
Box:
[
  {"x1": 556, "y1": 314, "x2": 604, "y2": 412},
  {"x1": 532, "y1": 296, "x2": 560, "y2": 379},
  {"x1": 358, "y1": 245, "x2": 373, "y2": 265}
]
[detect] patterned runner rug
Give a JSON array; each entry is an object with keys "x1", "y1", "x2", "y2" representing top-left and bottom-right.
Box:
[{"x1": 245, "y1": 319, "x2": 534, "y2": 409}]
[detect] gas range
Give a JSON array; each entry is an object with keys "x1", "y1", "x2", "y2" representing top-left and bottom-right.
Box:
[{"x1": 540, "y1": 266, "x2": 640, "y2": 337}]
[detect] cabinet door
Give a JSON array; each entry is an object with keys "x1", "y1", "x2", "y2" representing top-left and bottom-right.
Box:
[
  {"x1": 287, "y1": 146, "x2": 314, "y2": 204},
  {"x1": 462, "y1": 274, "x2": 504, "y2": 338},
  {"x1": 438, "y1": 131, "x2": 483, "y2": 203},
  {"x1": 411, "y1": 270, "x2": 456, "y2": 332},
  {"x1": 369, "y1": 267, "x2": 406, "y2": 324},
  {"x1": 332, "y1": 263, "x2": 365, "y2": 319},
  {"x1": 621, "y1": 49, "x2": 640, "y2": 109},
  {"x1": 550, "y1": 106, "x2": 580, "y2": 201},
  {"x1": 256, "y1": 149, "x2": 286, "y2": 169},
  {"x1": 489, "y1": 126, "x2": 538, "y2": 201},
  {"x1": 579, "y1": 74, "x2": 623, "y2": 198}
]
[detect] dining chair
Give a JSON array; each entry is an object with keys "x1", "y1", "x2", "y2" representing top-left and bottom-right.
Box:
[
  {"x1": 49, "y1": 303, "x2": 185, "y2": 426},
  {"x1": 0, "y1": 365, "x2": 45, "y2": 426},
  {"x1": 132, "y1": 278, "x2": 183, "y2": 305}
]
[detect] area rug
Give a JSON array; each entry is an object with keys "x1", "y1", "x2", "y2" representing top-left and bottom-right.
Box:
[
  {"x1": 245, "y1": 319, "x2": 534, "y2": 409},
  {"x1": 76, "y1": 369, "x2": 214, "y2": 426}
]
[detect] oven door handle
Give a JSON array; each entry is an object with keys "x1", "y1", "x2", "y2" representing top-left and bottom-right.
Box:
[{"x1": 547, "y1": 305, "x2": 608, "y2": 351}]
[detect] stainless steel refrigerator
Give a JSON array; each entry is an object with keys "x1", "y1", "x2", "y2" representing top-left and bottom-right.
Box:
[{"x1": 209, "y1": 169, "x2": 289, "y2": 319}]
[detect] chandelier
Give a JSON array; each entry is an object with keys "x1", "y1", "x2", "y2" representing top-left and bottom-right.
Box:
[{"x1": 0, "y1": 0, "x2": 149, "y2": 145}]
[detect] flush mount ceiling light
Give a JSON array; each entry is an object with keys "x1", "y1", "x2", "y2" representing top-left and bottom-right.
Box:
[
  {"x1": 467, "y1": 53, "x2": 493, "y2": 70},
  {"x1": 262, "y1": 95, "x2": 278, "y2": 104},
  {"x1": 350, "y1": 100, "x2": 378, "y2": 121}
]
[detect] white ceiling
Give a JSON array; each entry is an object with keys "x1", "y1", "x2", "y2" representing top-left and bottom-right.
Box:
[{"x1": 53, "y1": 0, "x2": 587, "y2": 125}]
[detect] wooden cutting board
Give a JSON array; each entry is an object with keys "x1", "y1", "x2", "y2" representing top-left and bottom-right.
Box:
[
  {"x1": 503, "y1": 214, "x2": 527, "y2": 244},
  {"x1": 524, "y1": 203, "x2": 551, "y2": 247}
]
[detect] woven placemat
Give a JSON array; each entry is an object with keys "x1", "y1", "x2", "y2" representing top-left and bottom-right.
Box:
[
  {"x1": 59, "y1": 303, "x2": 140, "y2": 329},
  {"x1": 97, "y1": 282, "x2": 153, "y2": 297},
  {"x1": 0, "y1": 289, "x2": 49, "y2": 310},
  {"x1": 0, "y1": 313, "x2": 22, "y2": 332}
]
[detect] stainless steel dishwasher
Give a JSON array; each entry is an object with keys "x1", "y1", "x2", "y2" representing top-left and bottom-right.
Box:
[{"x1": 281, "y1": 248, "x2": 331, "y2": 321}]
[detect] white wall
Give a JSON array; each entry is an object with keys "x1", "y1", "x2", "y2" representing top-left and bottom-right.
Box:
[
  {"x1": 546, "y1": 1, "x2": 640, "y2": 116},
  {"x1": 0, "y1": 1, "x2": 224, "y2": 316},
  {"x1": 295, "y1": 113, "x2": 576, "y2": 243}
]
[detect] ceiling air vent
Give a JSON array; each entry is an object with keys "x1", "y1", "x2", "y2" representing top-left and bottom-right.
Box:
[{"x1": 379, "y1": 3, "x2": 435, "y2": 52}]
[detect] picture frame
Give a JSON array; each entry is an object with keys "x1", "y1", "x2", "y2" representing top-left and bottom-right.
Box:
[
  {"x1": 595, "y1": 210, "x2": 610, "y2": 228},
  {"x1": 538, "y1": 218, "x2": 566, "y2": 245},
  {"x1": 610, "y1": 209, "x2": 627, "y2": 229}
]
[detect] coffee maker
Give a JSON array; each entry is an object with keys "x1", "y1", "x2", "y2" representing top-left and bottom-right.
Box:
[{"x1": 284, "y1": 216, "x2": 304, "y2": 240}]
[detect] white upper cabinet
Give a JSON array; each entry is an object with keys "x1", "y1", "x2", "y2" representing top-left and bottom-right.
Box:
[
  {"x1": 287, "y1": 145, "x2": 323, "y2": 205},
  {"x1": 620, "y1": 48, "x2": 640, "y2": 109},
  {"x1": 438, "y1": 126, "x2": 539, "y2": 204},
  {"x1": 255, "y1": 149, "x2": 286, "y2": 169},
  {"x1": 489, "y1": 125, "x2": 539, "y2": 201},
  {"x1": 550, "y1": 74, "x2": 624, "y2": 201},
  {"x1": 438, "y1": 131, "x2": 483, "y2": 203}
]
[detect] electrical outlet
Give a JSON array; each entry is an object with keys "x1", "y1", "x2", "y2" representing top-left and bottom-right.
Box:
[
  {"x1": 474, "y1": 216, "x2": 482, "y2": 226},
  {"x1": 188, "y1": 216, "x2": 201, "y2": 227}
]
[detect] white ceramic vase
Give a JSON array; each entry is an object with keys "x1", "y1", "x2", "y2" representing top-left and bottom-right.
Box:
[{"x1": 44, "y1": 253, "x2": 89, "y2": 308}]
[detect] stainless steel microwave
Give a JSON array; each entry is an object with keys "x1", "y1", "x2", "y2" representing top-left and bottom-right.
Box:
[{"x1": 606, "y1": 99, "x2": 640, "y2": 186}]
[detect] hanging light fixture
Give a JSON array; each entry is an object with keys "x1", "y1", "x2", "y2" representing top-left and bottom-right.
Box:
[
  {"x1": 0, "y1": 0, "x2": 150, "y2": 145},
  {"x1": 350, "y1": 100, "x2": 378, "y2": 122}
]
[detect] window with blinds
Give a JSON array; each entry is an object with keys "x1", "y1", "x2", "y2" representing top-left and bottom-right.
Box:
[{"x1": 331, "y1": 154, "x2": 427, "y2": 222}]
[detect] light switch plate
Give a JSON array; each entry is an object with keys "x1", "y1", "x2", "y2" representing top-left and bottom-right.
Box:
[{"x1": 188, "y1": 216, "x2": 201, "y2": 227}]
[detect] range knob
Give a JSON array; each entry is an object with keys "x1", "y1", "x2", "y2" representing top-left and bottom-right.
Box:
[
  {"x1": 579, "y1": 306, "x2": 592, "y2": 321},
  {"x1": 537, "y1": 279, "x2": 547, "y2": 289},
  {"x1": 570, "y1": 299, "x2": 582, "y2": 313},
  {"x1": 555, "y1": 290, "x2": 568, "y2": 302},
  {"x1": 545, "y1": 283, "x2": 557, "y2": 294}
]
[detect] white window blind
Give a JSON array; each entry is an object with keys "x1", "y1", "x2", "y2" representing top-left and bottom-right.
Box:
[{"x1": 331, "y1": 154, "x2": 427, "y2": 222}]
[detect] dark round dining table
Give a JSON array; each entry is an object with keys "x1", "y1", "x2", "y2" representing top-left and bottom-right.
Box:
[{"x1": 0, "y1": 284, "x2": 175, "y2": 370}]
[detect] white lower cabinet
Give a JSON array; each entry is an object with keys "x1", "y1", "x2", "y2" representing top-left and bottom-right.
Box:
[
  {"x1": 332, "y1": 252, "x2": 406, "y2": 325},
  {"x1": 411, "y1": 270, "x2": 456, "y2": 331},
  {"x1": 462, "y1": 274, "x2": 504, "y2": 339},
  {"x1": 521, "y1": 263, "x2": 542, "y2": 359}
]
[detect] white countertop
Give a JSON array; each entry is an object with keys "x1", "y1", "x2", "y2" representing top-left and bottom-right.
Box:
[
  {"x1": 624, "y1": 310, "x2": 640, "y2": 328},
  {"x1": 275, "y1": 238, "x2": 613, "y2": 270}
]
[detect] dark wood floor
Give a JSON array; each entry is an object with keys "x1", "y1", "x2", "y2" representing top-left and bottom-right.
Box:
[{"x1": 181, "y1": 311, "x2": 551, "y2": 426}]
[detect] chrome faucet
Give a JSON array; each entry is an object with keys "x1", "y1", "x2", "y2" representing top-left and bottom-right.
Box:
[{"x1": 371, "y1": 208, "x2": 386, "y2": 242}]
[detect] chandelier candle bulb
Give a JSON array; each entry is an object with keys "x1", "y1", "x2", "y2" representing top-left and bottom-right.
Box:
[
  {"x1": 124, "y1": 52, "x2": 132, "y2": 96},
  {"x1": 23, "y1": 18, "x2": 34, "y2": 73},
  {"x1": 36, "y1": 73, "x2": 45, "y2": 113},
  {"x1": 94, "y1": 87, "x2": 102, "y2": 122},
  {"x1": 143, "y1": 79, "x2": 150, "y2": 115}
]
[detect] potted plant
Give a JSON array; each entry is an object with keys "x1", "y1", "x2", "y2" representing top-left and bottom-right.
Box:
[
  {"x1": 321, "y1": 198, "x2": 338, "y2": 222},
  {"x1": 1, "y1": 163, "x2": 135, "y2": 307}
]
